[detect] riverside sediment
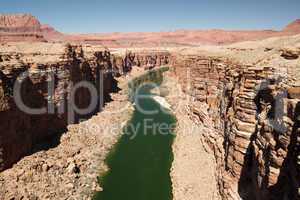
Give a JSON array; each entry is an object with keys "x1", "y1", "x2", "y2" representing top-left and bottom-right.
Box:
[{"x1": 161, "y1": 73, "x2": 221, "y2": 200}]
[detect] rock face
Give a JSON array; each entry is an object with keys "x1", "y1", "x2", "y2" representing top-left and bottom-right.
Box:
[
  {"x1": 0, "y1": 43, "x2": 171, "y2": 199},
  {"x1": 41, "y1": 24, "x2": 65, "y2": 42},
  {"x1": 0, "y1": 37, "x2": 299, "y2": 199},
  {"x1": 0, "y1": 73, "x2": 135, "y2": 200},
  {"x1": 0, "y1": 44, "x2": 115, "y2": 171},
  {"x1": 283, "y1": 19, "x2": 300, "y2": 32},
  {"x1": 0, "y1": 44, "x2": 170, "y2": 173},
  {"x1": 171, "y1": 51, "x2": 300, "y2": 199},
  {"x1": 280, "y1": 47, "x2": 300, "y2": 60},
  {"x1": 0, "y1": 14, "x2": 45, "y2": 42},
  {"x1": 222, "y1": 65, "x2": 291, "y2": 199}
]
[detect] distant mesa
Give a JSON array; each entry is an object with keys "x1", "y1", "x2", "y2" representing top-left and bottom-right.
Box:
[
  {"x1": 283, "y1": 19, "x2": 300, "y2": 32},
  {"x1": 0, "y1": 14, "x2": 41, "y2": 30},
  {"x1": 1, "y1": 13, "x2": 300, "y2": 47},
  {"x1": 0, "y1": 14, "x2": 46, "y2": 42},
  {"x1": 41, "y1": 24, "x2": 65, "y2": 42}
]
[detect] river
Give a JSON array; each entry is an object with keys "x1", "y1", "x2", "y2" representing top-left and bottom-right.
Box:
[{"x1": 94, "y1": 71, "x2": 176, "y2": 200}]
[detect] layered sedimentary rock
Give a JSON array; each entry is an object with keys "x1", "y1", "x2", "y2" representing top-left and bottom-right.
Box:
[
  {"x1": 0, "y1": 44, "x2": 115, "y2": 171},
  {"x1": 0, "y1": 14, "x2": 45, "y2": 42},
  {"x1": 0, "y1": 44, "x2": 171, "y2": 173},
  {"x1": 171, "y1": 49, "x2": 300, "y2": 199},
  {"x1": 41, "y1": 24, "x2": 65, "y2": 42},
  {"x1": 111, "y1": 50, "x2": 170, "y2": 75},
  {"x1": 0, "y1": 44, "x2": 170, "y2": 199},
  {"x1": 0, "y1": 73, "x2": 135, "y2": 200},
  {"x1": 0, "y1": 36, "x2": 299, "y2": 200}
]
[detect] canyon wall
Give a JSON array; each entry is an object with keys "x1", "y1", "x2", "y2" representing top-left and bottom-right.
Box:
[
  {"x1": 0, "y1": 45, "x2": 117, "y2": 171},
  {"x1": 171, "y1": 54, "x2": 300, "y2": 199},
  {"x1": 1, "y1": 41, "x2": 298, "y2": 199},
  {"x1": 0, "y1": 44, "x2": 170, "y2": 172}
]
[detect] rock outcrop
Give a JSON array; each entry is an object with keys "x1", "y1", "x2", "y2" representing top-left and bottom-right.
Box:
[
  {"x1": 41, "y1": 24, "x2": 65, "y2": 42},
  {"x1": 0, "y1": 72, "x2": 135, "y2": 200},
  {"x1": 0, "y1": 44, "x2": 117, "y2": 172},
  {"x1": 171, "y1": 47, "x2": 300, "y2": 199},
  {"x1": 0, "y1": 14, "x2": 45, "y2": 42},
  {"x1": 283, "y1": 19, "x2": 300, "y2": 32},
  {"x1": 280, "y1": 47, "x2": 300, "y2": 60},
  {"x1": 0, "y1": 34, "x2": 299, "y2": 200},
  {"x1": 0, "y1": 44, "x2": 171, "y2": 199},
  {"x1": 0, "y1": 43, "x2": 171, "y2": 173}
]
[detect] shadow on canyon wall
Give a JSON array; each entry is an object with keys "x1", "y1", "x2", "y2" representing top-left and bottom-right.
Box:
[
  {"x1": 0, "y1": 61, "x2": 121, "y2": 171},
  {"x1": 269, "y1": 102, "x2": 300, "y2": 200},
  {"x1": 238, "y1": 80, "x2": 300, "y2": 200}
]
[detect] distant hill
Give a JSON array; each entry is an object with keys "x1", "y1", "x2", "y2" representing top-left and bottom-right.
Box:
[
  {"x1": 41, "y1": 24, "x2": 65, "y2": 42},
  {"x1": 283, "y1": 19, "x2": 300, "y2": 32},
  {"x1": 1, "y1": 13, "x2": 300, "y2": 47},
  {"x1": 0, "y1": 14, "x2": 45, "y2": 42}
]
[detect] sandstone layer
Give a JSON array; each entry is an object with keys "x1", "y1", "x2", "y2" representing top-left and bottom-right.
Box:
[
  {"x1": 0, "y1": 14, "x2": 45, "y2": 42},
  {"x1": 0, "y1": 44, "x2": 170, "y2": 199},
  {"x1": 0, "y1": 43, "x2": 170, "y2": 173},
  {"x1": 169, "y1": 34, "x2": 300, "y2": 199},
  {"x1": 0, "y1": 33, "x2": 299, "y2": 200}
]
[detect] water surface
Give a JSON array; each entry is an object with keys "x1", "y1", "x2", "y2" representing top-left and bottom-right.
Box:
[{"x1": 94, "y1": 82, "x2": 176, "y2": 200}]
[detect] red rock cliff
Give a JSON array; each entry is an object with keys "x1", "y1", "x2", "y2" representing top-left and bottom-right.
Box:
[
  {"x1": 171, "y1": 52, "x2": 300, "y2": 199},
  {"x1": 0, "y1": 14, "x2": 45, "y2": 42},
  {"x1": 283, "y1": 19, "x2": 300, "y2": 32}
]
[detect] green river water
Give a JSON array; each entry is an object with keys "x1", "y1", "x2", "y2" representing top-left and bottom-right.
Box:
[{"x1": 94, "y1": 69, "x2": 176, "y2": 200}]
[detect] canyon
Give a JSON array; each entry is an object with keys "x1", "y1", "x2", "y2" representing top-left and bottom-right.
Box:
[
  {"x1": 0, "y1": 43, "x2": 170, "y2": 172},
  {"x1": 0, "y1": 14, "x2": 299, "y2": 200}
]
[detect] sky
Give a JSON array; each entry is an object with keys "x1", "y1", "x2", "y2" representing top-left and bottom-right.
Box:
[{"x1": 0, "y1": 0, "x2": 300, "y2": 33}]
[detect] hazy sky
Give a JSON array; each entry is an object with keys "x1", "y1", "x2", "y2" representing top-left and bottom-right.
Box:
[{"x1": 1, "y1": 0, "x2": 299, "y2": 33}]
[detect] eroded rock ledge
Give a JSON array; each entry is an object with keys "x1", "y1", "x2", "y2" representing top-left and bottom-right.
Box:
[
  {"x1": 0, "y1": 44, "x2": 170, "y2": 173},
  {"x1": 0, "y1": 43, "x2": 171, "y2": 199},
  {"x1": 0, "y1": 40, "x2": 299, "y2": 200},
  {"x1": 170, "y1": 51, "x2": 300, "y2": 199},
  {"x1": 0, "y1": 76, "x2": 133, "y2": 199}
]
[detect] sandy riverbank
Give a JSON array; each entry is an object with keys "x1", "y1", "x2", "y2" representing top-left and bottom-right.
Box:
[{"x1": 161, "y1": 72, "x2": 221, "y2": 200}]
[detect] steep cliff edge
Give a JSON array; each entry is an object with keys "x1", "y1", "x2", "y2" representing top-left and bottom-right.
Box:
[
  {"x1": 170, "y1": 36, "x2": 300, "y2": 199},
  {"x1": 0, "y1": 43, "x2": 170, "y2": 171},
  {"x1": 0, "y1": 44, "x2": 117, "y2": 172},
  {"x1": 41, "y1": 24, "x2": 65, "y2": 42},
  {"x1": 0, "y1": 43, "x2": 171, "y2": 199},
  {"x1": 0, "y1": 34, "x2": 299, "y2": 200}
]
